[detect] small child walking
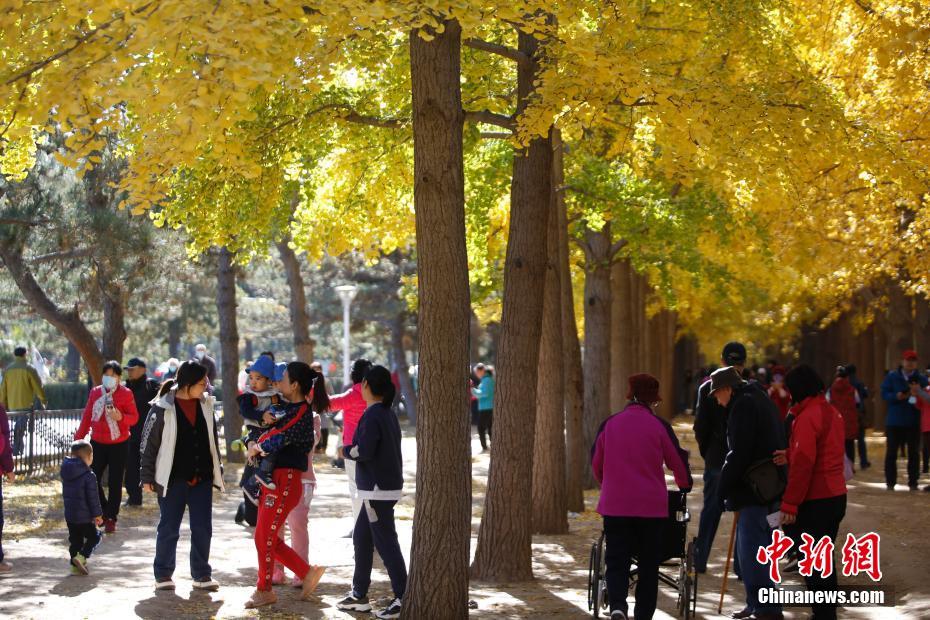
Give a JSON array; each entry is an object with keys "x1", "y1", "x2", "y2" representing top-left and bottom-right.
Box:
[{"x1": 61, "y1": 440, "x2": 103, "y2": 575}]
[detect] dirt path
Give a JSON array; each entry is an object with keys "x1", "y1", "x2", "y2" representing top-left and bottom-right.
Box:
[{"x1": 0, "y1": 418, "x2": 927, "y2": 618}]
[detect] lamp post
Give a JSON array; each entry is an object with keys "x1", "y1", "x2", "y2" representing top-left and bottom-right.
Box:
[{"x1": 334, "y1": 284, "x2": 358, "y2": 387}]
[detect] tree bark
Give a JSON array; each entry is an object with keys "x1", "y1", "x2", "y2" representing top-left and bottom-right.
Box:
[
  {"x1": 276, "y1": 238, "x2": 314, "y2": 363},
  {"x1": 401, "y1": 20, "x2": 472, "y2": 620},
  {"x1": 0, "y1": 243, "x2": 105, "y2": 384},
  {"x1": 65, "y1": 341, "x2": 81, "y2": 382},
  {"x1": 532, "y1": 132, "x2": 567, "y2": 534},
  {"x1": 472, "y1": 27, "x2": 552, "y2": 583},
  {"x1": 100, "y1": 287, "x2": 127, "y2": 362},
  {"x1": 215, "y1": 247, "x2": 244, "y2": 463},
  {"x1": 391, "y1": 312, "x2": 419, "y2": 426},
  {"x1": 582, "y1": 223, "x2": 612, "y2": 489},
  {"x1": 167, "y1": 317, "x2": 182, "y2": 358},
  {"x1": 555, "y1": 131, "x2": 585, "y2": 514},
  {"x1": 610, "y1": 259, "x2": 634, "y2": 412}
]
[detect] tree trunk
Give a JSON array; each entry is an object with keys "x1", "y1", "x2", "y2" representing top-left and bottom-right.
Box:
[
  {"x1": 0, "y1": 243, "x2": 105, "y2": 384},
  {"x1": 215, "y1": 247, "x2": 243, "y2": 463},
  {"x1": 532, "y1": 133, "x2": 567, "y2": 534},
  {"x1": 65, "y1": 341, "x2": 81, "y2": 382},
  {"x1": 472, "y1": 28, "x2": 552, "y2": 583},
  {"x1": 276, "y1": 238, "x2": 314, "y2": 363},
  {"x1": 167, "y1": 317, "x2": 182, "y2": 358},
  {"x1": 555, "y1": 131, "x2": 585, "y2": 514},
  {"x1": 582, "y1": 224, "x2": 612, "y2": 489},
  {"x1": 391, "y1": 312, "x2": 419, "y2": 426},
  {"x1": 100, "y1": 288, "x2": 127, "y2": 362},
  {"x1": 610, "y1": 259, "x2": 634, "y2": 412},
  {"x1": 401, "y1": 20, "x2": 472, "y2": 620}
]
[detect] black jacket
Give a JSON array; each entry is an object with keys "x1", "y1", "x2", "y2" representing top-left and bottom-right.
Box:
[
  {"x1": 344, "y1": 402, "x2": 403, "y2": 497},
  {"x1": 61, "y1": 457, "x2": 103, "y2": 524},
  {"x1": 719, "y1": 382, "x2": 787, "y2": 510},
  {"x1": 125, "y1": 376, "x2": 160, "y2": 442},
  {"x1": 693, "y1": 379, "x2": 729, "y2": 469}
]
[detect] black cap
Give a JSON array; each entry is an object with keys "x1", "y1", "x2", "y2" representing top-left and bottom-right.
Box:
[
  {"x1": 721, "y1": 341, "x2": 747, "y2": 365},
  {"x1": 124, "y1": 357, "x2": 147, "y2": 369},
  {"x1": 709, "y1": 366, "x2": 746, "y2": 395}
]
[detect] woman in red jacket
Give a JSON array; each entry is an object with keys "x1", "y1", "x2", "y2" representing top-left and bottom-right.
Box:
[
  {"x1": 75, "y1": 361, "x2": 139, "y2": 533},
  {"x1": 827, "y1": 365, "x2": 859, "y2": 467},
  {"x1": 778, "y1": 364, "x2": 847, "y2": 620}
]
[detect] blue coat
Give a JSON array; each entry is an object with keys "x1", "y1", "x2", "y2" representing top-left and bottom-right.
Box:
[
  {"x1": 881, "y1": 369, "x2": 928, "y2": 428},
  {"x1": 344, "y1": 402, "x2": 403, "y2": 500},
  {"x1": 60, "y1": 456, "x2": 103, "y2": 524},
  {"x1": 472, "y1": 375, "x2": 495, "y2": 412}
]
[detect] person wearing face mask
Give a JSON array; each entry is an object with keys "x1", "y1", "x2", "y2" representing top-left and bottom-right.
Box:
[
  {"x1": 192, "y1": 344, "x2": 218, "y2": 384},
  {"x1": 74, "y1": 361, "x2": 139, "y2": 534}
]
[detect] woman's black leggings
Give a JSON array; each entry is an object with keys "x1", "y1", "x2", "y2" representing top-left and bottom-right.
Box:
[
  {"x1": 796, "y1": 494, "x2": 847, "y2": 620},
  {"x1": 90, "y1": 439, "x2": 129, "y2": 521}
]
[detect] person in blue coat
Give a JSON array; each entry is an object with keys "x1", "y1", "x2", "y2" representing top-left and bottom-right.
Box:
[
  {"x1": 881, "y1": 349, "x2": 928, "y2": 490},
  {"x1": 60, "y1": 440, "x2": 104, "y2": 575}
]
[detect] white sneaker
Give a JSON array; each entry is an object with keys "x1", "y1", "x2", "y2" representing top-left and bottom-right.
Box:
[
  {"x1": 192, "y1": 578, "x2": 219, "y2": 591},
  {"x1": 375, "y1": 598, "x2": 402, "y2": 619},
  {"x1": 155, "y1": 578, "x2": 175, "y2": 590},
  {"x1": 336, "y1": 592, "x2": 371, "y2": 612}
]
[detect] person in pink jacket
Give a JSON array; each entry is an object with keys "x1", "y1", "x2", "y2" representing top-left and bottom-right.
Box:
[
  {"x1": 592, "y1": 374, "x2": 692, "y2": 620},
  {"x1": 328, "y1": 358, "x2": 372, "y2": 528}
]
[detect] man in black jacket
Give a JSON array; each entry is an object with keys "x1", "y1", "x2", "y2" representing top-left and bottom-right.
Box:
[
  {"x1": 714, "y1": 366, "x2": 786, "y2": 620},
  {"x1": 123, "y1": 358, "x2": 159, "y2": 507},
  {"x1": 692, "y1": 342, "x2": 747, "y2": 573}
]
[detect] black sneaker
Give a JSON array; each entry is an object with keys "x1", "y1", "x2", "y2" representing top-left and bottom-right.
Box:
[
  {"x1": 254, "y1": 469, "x2": 276, "y2": 490},
  {"x1": 375, "y1": 598, "x2": 402, "y2": 619},
  {"x1": 336, "y1": 592, "x2": 371, "y2": 613},
  {"x1": 610, "y1": 611, "x2": 628, "y2": 620},
  {"x1": 243, "y1": 479, "x2": 260, "y2": 504}
]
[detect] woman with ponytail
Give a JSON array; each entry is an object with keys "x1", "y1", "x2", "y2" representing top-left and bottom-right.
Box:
[
  {"x1": 336, "y1": 365, "x2": 407, "y2": 620},
  {"x1": 243, "y1": 361, "x2": 328, "y2": 609}
]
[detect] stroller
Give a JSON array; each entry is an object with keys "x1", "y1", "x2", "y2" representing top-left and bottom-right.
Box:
[{"x1": 588, "y1": 490, "x2": 698, "y2": 619}]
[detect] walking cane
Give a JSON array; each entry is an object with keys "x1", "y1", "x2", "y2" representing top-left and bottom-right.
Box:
[{"x1": 718, "y1": 511, "x2": 740, "y2": 614}]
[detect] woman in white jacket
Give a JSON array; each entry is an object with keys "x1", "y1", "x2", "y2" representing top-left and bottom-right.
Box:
[{"x1": 140, "y1": 361, "x2": 224, "y2": 592}]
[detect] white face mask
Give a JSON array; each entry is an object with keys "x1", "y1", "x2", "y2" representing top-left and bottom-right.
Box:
[
  {"x1": 102, "y1": 375, "x2": 118, "y2": 390},
  {"x1": 195, "y1": 351, "x2": 205, "y2": 360}
]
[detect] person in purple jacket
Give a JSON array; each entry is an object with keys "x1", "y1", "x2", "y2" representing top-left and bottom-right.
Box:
[{"x1": 592, "y1": 374, "x2": 692, "y2": 620}]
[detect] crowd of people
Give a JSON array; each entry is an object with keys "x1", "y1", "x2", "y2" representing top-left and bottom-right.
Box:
[
  {"x1": 594, "y1": 341, "x2": 930, "y2": 620},
  {"x1": 0, "y1": 345, "x2": 408, "y2": 619}
]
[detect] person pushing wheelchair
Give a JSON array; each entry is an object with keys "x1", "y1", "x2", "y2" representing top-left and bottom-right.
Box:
[{"x1": 591, "y1": 373, "x2": 692, "y2": 620}]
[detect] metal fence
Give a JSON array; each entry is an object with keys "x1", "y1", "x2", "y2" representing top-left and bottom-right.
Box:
[{"x1": 8, "y1": 409, "x2": 84, "y2": 477}]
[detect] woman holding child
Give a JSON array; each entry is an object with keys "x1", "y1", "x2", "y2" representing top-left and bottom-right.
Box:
[{"x1": 243, "y1": 361, "x2": 328, "y2": 608}]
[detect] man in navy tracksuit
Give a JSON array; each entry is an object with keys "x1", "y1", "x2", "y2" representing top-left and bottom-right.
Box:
[
  {"x1": 336, "y1": 366, "x2": 406, "y2": 620},
  {"x1": 881, "y1": 349, "x2": 927, "y2": 490}
]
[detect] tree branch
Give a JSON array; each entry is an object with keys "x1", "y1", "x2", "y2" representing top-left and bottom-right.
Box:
[
  {"x1": 463, "y1": 38, "x2": 531, "y2": 70},
  {"x1": 609, "y1": 239, "x2": 628, "y2": 259},
  {"x1": 0, "y1": 217, "x2": 50, "y2": 227},
  {"x1": 480, "y1": 131, "x2": 513, "y2": 140},
  {"x1": 464, "y1": 110, "x2": 515, "y2": 130},
  {"x1": 30, "y1": 248, "x2": 94, "y2": 264}
]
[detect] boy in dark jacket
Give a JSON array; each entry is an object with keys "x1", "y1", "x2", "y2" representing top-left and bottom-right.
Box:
[{"x1": 60, "y1": 440, "x2": 103, "y2": 575}]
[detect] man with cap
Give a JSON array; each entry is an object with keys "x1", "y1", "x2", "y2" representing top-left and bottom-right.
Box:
[
  {"x1": 692, "y1": 342, "x2": 748, "y2": 574},
  {"x1": 713, "y1": 366, "x2": 786, "y2": 620},
  {"x1": 123, "y1": 358, "x2": 160, "y2": 506},
  {"x1": 880, "y1": 349, "x2": 927, "y2": 490}
]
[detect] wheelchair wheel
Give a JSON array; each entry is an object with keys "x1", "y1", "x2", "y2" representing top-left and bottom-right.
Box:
[
  {"x1": 597, "y1": 534, "x2": 608, "y2": 614},
  {"x1": 688, "y1": 538, "x2": 698, "y2": 618},
  {"x1": 677, "y1": 538, "x2": 697, "y2": 619},
  {"x1": 588, "y1": 538, "x2": 601, "y2": 617}
]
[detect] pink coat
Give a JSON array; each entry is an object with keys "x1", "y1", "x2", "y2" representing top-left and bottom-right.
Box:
[
  {"x1": 329, "y1": 383, "x2": 367, "y2": 445},
  {"x1": 592, "y1": 403, "x2": 692, "y2": 518}
]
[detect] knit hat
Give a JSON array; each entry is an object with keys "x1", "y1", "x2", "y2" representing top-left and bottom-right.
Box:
[
  {"x1": 274, "y1": 362, "x2": 287, "y2": 383},
  {"x1": 903, "y1": 349, "x2": 919, "y2": 361},
  {"x1": 248, "y1": 355, "x2": 276, "y2": 381},
  {"x1": 627, "y1": 373, "x2": 661, "y2": 404},
  {"x1": 721, "y1": 341, "x2": 747, "y2": 365},
  {"x1": 709, "y1": 366, "x2": 745, "y2": 395}
]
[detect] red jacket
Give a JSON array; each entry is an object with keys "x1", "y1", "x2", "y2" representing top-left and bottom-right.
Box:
[
  {"x1": 781, "y1": 394, "x2": 847, "y2": 515},
  {"x1": 829, "y1": 377, "x2": 859, "y2": 439},
  {"x1": 329, "y1": 383, "x2": 367, "y2": 445},
  {"x1": 75, "y1": 385, "x2": 139, "y2": 444}
]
